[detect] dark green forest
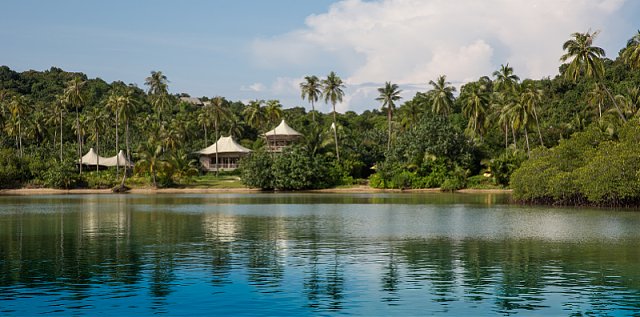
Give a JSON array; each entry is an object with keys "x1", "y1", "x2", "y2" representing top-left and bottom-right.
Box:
[{"x1": 1, "y1": 30, "x2": 639, "y2": 204}]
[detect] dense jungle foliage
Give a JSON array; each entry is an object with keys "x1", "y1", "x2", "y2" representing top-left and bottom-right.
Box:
[{"x1": 0, "y1": 30, "x2": 639, "y2": 199}]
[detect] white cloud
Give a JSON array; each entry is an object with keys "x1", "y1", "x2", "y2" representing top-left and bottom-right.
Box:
[
  {"x1": 251, "y1": 0, "x2": 633, "y2": 112},
  {"x1": 241, "y1": 83, "x2": 266, "y2": 91}
]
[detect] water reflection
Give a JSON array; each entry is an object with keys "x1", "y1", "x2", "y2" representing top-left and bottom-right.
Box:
[{"x1": 0, "y1": 193, "x2": 639, "y2": 315}]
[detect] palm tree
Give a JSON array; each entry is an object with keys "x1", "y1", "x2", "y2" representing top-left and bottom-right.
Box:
[
  {"x1": 119, "y1": 87, "x2": 137, "y2": 169},
  {"x1": 51, "y1": 95, "x2": 68, "y2": 161},
  {"x1": 106, "y1": 89, "x2": 124, "y2": 178},
  {"x1": 492, "y1": 63, "x2": 520, "y2": 92},
  {"x1": 64, "y1": 76, "x2": 88, "y2": 175},
  {"x1": 490, "y1": 92, "x2": 511, "y2": 149},
  {"x1": 84, "y1": 107, "x2": 107, "y2": 173},
  {"x1": 460, "y1": 82, "x2": 490, "y2": 143},
  {"x1": 399, "y1": 100, "x2": 422, "y2": 130},
  {"x1": 227, "y1": 113, "x2": 244, "y2": 139},
  {"x1": 135, "y1": 142, "x2": 169, "y2": 188},
  {"x1": 300, "y1": 75, "x2": 323, "y2": 122},
  {"x1": 244, "y1": 99, "x2": 268, "y2": 142},
  {"x1": 522, "y1": 80, "x2": 544, "y2": 147},
  {"x1": 560, "y1": 29, "x2": 626, "y2": 123},
  {"x1": 375, "y1": 82, "x2": 403, "y2": 150},
  {"x1": 622, "y1": 30, "x2": 640, "y2": 70},
  {"x1": 209, "y1": 96, "x2": 229, "y2": 176},
  {"x1": 615, "y1": 86, "x2": 640, "y2": 121},
  {"x1": 321, "y1": 72, "x2": 346, "y2": 161},
  {"x1": 426, "y1": 75, "x2": 456, "y2": 116},
  {"x1": 153, "y1": 84, "x2": 170, "y2": 127},
  {"x1": 144, "y1": 71, "x2": 169, "y2": 96},
  {"x1": 9, "y1": 95, "x2": 30, "y2": 167},
  {"x1": 586, "y1": 82, "x2": 606, "y2": 119},
  {"x1": 265, "y1": 99, "x2": 283, "y2": 154},
  {"x1": 507, "y1": 85, "x2": 532, "y2": 157}
]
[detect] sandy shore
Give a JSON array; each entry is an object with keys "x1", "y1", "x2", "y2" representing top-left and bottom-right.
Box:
[{"x1": 0, "y1": 186, "x2": 511, "y2": 196}]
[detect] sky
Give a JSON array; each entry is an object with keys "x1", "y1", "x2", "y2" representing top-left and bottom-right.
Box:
[{"x1": 2, "y1": 0, "x2": 640, "y2": 113}]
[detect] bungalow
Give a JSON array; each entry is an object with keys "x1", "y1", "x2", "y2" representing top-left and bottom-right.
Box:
[
  {"x1": 193, "y1": 136, "x2": 252, "y2": 171},
  {"x1": 260, "y1": 120, "x2": 302, "y2": 153}
]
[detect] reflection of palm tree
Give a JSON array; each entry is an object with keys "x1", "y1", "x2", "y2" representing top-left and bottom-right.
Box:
[
  {"x1": 426, "y1": 75, "x2": 456, "y2": 116},
  {"x1": 64, "y1": 76, "x2": 88, "y2": 174},
  {"x1": 300, "y1": 75, "x2": 323, "y2": 122},
  {"x1": 322, "y1": 72, "x2": 346, "y2": 162},
  {"x1": 376, "y1": 82, "x2": 403, "y2": 151},
  {"x1": 560, "y1": 29, "x2": 626, "y2": 123}
]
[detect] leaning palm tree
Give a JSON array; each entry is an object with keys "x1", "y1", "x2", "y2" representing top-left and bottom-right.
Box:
[
  {"x1": 622, "y1": 30, "x2": 640, "y2": 70},
  {"x1": 321, "y1": 72, "x2": 346, "y2": 161},
  {"x1": 64, "y1": 76, "x2": 88, "y2": 175},
  {"x1": 9, "y1": 95, "x2": 30, "y2": 167},
  {"x1": 460, "y1": 82, "x2": 490, "y2": 143},
  {"x1": 106, "y1": 89, "x2": 125, "y2": 178},
  {"x1": 209, "y1": 96, "x2": 229, "y2": 176},
  {"x1": 300, "y1": 75, "x2": 323, "y2": 122},
  {"x1": 560, "y1": 29, "x2": 626, "y2": 122},
  {"x1": 522, "y1": 80, "x2": 544, "y2": 147},
  {"x1": 586, "y1": 82, "x2": 606, "y2": 119},
  {"x1": 426, "y1": 75, "x2": 456, "y2": 116},
  {"x1": 492, "y1": 63, "x2": 520, "y2": 93},
  {"x1": 376, "y1": 82, "x2": 403, "y2": 150},
  {"x1": 84, "y1": 107, "x2": 107, "y2": 173}
]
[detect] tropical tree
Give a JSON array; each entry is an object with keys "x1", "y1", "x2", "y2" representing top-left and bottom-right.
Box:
[
  {"x1": 265, "y1": 99, "x2": 283, "y2": 154},
  {"x1": 227, "y1": 112, "x2": 244, "y2": 139},
  {"x1": 9, "y1": 95, "x2": 30, "y2": 167},
  {"x1": 197, "y1": 111, "x2": 213, "y2": 147},
  {"x1": 84, "y1": 107, "x2": 107, "y2": 172},
  {"x1": 375, "y1": 82, "x2": 403, "y2": 150},
  {"x1": 586, "y1": 82, "x2": 606, "y2": 119},
  {"x1": 64, "y1": 76, "x2": 88, "y2": 174},
  {"x1": 615, "y1": 86, "x2": 640, "y2": 121},
  {"x1": 119, "y1": 87, "x2": 138, "y2": 168},
  {"x1": 399, "y1": 100, "x2": 422, "y2": 130},
  {"x1": 460, "y1": 82, "x2": 490, "y2": 143},
  {"x1": 51, "y1": 95, "x2": 68, "y2": 161},
  {"x1": 560, "y1": 29, "x2": 626, "y2": 122},
  {"x1": 135, "y1": 142, "x2": 169, "y2": 188},
  {"x1": 106, "y1": 89, "x2": 125, "y2": 178},
  {"x1": 244, "y1": 99, "x2": 267, "y2": 138},
  {"x1": 321, "y1": 71, "x2": 346, "y2": 161},
  {"x1": 622, "y1": 30, "x2": 640, "y2": 69},
  {"x1": 300, "y1": 75, "x2": 323, "y2": 122},
  {"x1": 492, "y1": 63, "x2": 520, "y2": 93},
  {"x1": 145, "y1": 71, "x2": 169, "y2": 96},
  {"x1": 209, "y1": 96, "x2": 229, "y2": 176},
  {"x1": 426, "y1": 75, "x2": 456, "y2": 116},
  {"x1": 522, "y1": 80, "x2": 544, "y2": 146},
  {"x1": 507, "y1": 85, "x2": 532, "y2": 157}
]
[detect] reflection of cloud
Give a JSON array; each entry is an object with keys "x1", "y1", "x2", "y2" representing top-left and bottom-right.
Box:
[
  {"x1": 251, "y1": 0, "x2": 631, "y2": 112},
  {"x1": 241, "y1": 83, "x2": 266, "y2": 91},
  {"x1": 202, "y1": 214, "x2": 238, "y2": 243}
]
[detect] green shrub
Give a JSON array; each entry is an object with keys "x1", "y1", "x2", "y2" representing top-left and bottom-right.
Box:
[
  {"x1": 40, "y1": 159, "x2": 82, "y2": 189},
  {"x1": 440, "y1": 178, "x2": 466, "y2": 192}
]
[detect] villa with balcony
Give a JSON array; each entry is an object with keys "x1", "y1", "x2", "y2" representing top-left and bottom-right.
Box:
[
  {"x1": 260, "y1": 120, "x2": 302, "y2": 153},
  {"x1": 193, "y1": 136, "x2": 253, "y2": 171}
]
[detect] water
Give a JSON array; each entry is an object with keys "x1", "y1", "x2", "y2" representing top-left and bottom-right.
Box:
[{"x1": 1, "y1": 193, "x2": 639, "y2": 316}]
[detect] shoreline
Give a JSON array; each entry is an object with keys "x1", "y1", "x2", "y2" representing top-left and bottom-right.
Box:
[{"x1": 0, "y1": 186, "x2": 512, "y2": 196}]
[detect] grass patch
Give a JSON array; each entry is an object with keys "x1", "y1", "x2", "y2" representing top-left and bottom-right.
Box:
[{"x1": 179, "y1": 173, "x2": 247, "y2": 189}]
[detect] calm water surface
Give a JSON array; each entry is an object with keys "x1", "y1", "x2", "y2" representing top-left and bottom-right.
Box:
[{"x1": 1, "y1": 193, "x2": 639, "y2": 316}]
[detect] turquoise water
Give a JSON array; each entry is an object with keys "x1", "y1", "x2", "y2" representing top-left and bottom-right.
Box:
[{"x1": 1, "y1": 193, "x2": 639, "y2": 316}]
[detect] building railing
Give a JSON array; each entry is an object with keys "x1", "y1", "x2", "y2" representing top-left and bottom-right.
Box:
[
  {"x1": 209, "y1": 163, "x2": 240, "y2": 170},
  {"x1": 265, "y1": 146, "x2": 286, "y2": 152}
]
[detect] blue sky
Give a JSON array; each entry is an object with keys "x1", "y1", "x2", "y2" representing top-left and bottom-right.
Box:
[{"x1": 2, "y1": 0, "x2": 640, "y2": 113}]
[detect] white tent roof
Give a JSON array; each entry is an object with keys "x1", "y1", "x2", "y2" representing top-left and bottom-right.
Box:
[
  {"x1": 194, "y1": 136, "x2": 253, "y2": 155},
  {"x1": 102, "y1": 150, "x2": 134, "y2": 167},
  {"x1": 78, "y1": 148, "x2": 109, "y2": 166},
  {"x1": 260, "y1": 120, "x2": 302, "y2": 138}
]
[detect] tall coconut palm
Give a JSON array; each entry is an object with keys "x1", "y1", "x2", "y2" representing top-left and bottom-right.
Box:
[
  {"x1": 210, "y1": 96, "x2": 229, "y2": 176},
  {"x1": 492, "y1": 63, "x2": 520, "y2": 93},
  {"x1": 84, "y1": 107, "x2": 107, "y2": 173},
  {"x1": 153, "y1": 84, "x2": 170, "y2": 127},
  {"x1": 227, "y1": 112, "x2": 244, "y2": 139},
  {"x1": 622, "y1": 30, "x2": 640, "y2": 69},
  {"x1": 300, "y1": 75, "x2": 323, "y2": 122},
  {"x1": 399, "y1": 100, "x2": 422, "y2": 130},
  {"x1": 119, "y1": 87, "x2": 137, "y2": 169},
  {"x1": 560, "y1": 29, "x2": 626, "y2": 122},
  {"x1": 321, "y1": 72, "x2": 346, "y2": 161},
  {"x1": 197, "y1": 111, "x2": 213, "y2": 147},
  {"x1": 9, "y1": 95, "x2": 30, "y2": 167},
  {"x1": 376, "y1": 82, "x2": 403, "y2": 150},
  {"x1": 244, "y1": 99, "x2": 267, "y2": 139},
  {"x1": 265, "y1": 99, "x2": 283, "y2": 154},
  {"x1": 64, "y1": 76, "x2": 88, "y2": 175},
  {"x1": 507, "y1": 85, "x2": 532, "y2": 157},
  {"x1": 586, "y1": 82, "x2": 606, "y2": 119},
  {"x1": 135, "y1": 142, "x2": 169, "y2": 188},
  {"x1": 426, "y1": 75, "x2": 456, "y2": 116},
  {"x1": 460, "y1": 82, "x2": 490, "y2": 143},
  {"x1": 522, "y1": 81, "x2": 544, "y2": 147},
  {"x1": 106, "y1": 89, "x2": 125, "y2": 178},
  {"x1": 51, "y1": 95, "x2": 68, "y2": 161},
  {"x1": 144, "y1": 71, "x2": 170, "y2": 96}
]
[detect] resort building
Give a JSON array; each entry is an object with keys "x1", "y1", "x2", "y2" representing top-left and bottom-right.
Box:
[
  {"x1": 260, "y1": 120, "x2": 302, "y2": 153},
  {"x1": 78, "y1": 149, "x2": 133, "y2": 169},
  {"x1": 193, "y1": 136, "x2": 252, "y2": 171},
  {"x1": 178, "y1": 97, "x2": 204, "y2": 106}
]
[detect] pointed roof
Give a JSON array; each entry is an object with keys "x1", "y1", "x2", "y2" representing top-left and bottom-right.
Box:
[
  {"x1": 102, "y1": 150, "x2": 134, "y2": 167},
  {"x1": 193, "y1": 136, "x2": 253, "y2": 155},
  {"x1": 78, "y1": 148, "x2": 109, "y2": 166},
  {"x1": 260, "y1": 120, "x2": 302, "y2": 138}
]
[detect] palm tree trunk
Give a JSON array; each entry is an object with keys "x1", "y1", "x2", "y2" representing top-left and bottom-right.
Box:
[
  {"x1": 60, "y1": 111, "x2": 64, "y2": 161},
  {"x1": 126, "y1": 120, "x2": 131, "y2": 171},
  {"x1": 96, "y1": 129, "x2": 100, "y2": 173},
  {"x1": 511, "y1": 125, "x2": 517, "y2": 149},
  {"x1": 532, "y1": 104, "x2": 544, "y2": 147},
  {"x1": 470, "y1": 113, "x2": 477, "y2": 143},
  {"x1": 215, "y1": 120, "x2": 219, "y2": 177},
  {"x1": 76, "y1": 105, "x2": 82, "y2": 175},
  {"x1": 18, "y1": 114, "x2": 23, "y2": 169},
  {"x1": 311, "y1": 100, "x2": 315, "y2": 122},
  {"x1": 598, "y1": 76, "x2": 627, "y2": 123},
  {"x1": 116, "y1": 113, "x2": 120, "y2": 179},
  {"x1": 524, "y1": 128, "x2": 531, "y2": 158},
  {"x1": 333, "y1": 102, "x2": 340, "y2": 161},
  {"x1": 204, "y1": 123, "x2": 208, "y2": 147},
  {"x1": 387, "y1": 108, "x2": 392, "y2": 151},
  {"x1": 505, "y1": 123, "x2": 508, "y2": 149}
]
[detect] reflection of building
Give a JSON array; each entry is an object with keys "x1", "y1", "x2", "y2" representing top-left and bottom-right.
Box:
[
  {"x1": 193, "y1": 136, "x2": 253, "y2": 171},
  {"x1": 260, "y1": 120, "x2": 302, "y2": 153}
]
